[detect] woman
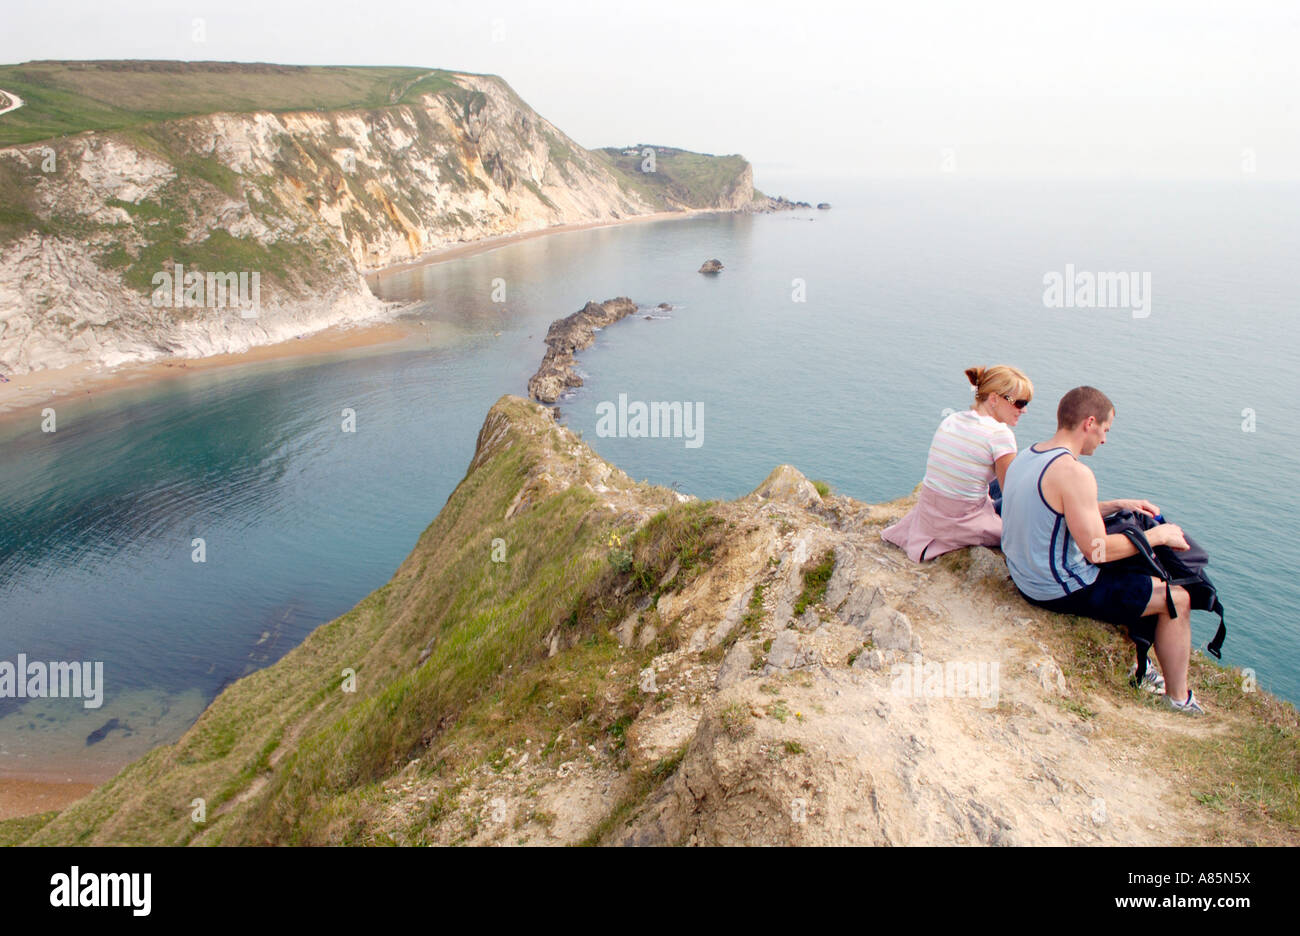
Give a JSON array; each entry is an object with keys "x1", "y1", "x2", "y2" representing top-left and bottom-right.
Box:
[{"x1": 882, "y1": 365, "x2": 1033, "y2": 562}]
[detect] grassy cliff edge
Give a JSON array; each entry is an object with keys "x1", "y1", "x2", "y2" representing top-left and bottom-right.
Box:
[{"x1": 7, "y1": 396, "x2": 1296, "y2": 846}]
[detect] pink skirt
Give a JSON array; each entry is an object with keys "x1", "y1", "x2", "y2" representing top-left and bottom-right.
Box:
[{"x1": 881, "y1": 484, "x2": 1002, "y2": 562}]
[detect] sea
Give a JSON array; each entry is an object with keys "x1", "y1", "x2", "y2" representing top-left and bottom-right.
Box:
[{"x1": 1, "y1": 176, "x2": 1296, "y2": 780}]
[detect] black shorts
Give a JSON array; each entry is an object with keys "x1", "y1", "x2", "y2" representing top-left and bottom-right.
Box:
[{"x1": 1021, "y1": 566, "x2": 1156, "y2": 631}]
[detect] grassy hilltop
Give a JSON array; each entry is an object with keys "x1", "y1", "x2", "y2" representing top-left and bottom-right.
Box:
[
  {"x1": 592, "y1": 145, "x2": 756, "y2": 211},
  {"x1": 0, "y1": 61, "x2": 465, "y2": 146},
  {"x1": 0, "y1": 62, "x2": 765, "y2": 211},
  {"x1": 0, "y1": 61, "x2": 764, "y2": 286}
]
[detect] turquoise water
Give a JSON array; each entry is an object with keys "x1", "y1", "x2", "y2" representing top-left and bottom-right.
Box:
[{"x1": 2, "y1": 179, "x2": 1297, "y2": 776}]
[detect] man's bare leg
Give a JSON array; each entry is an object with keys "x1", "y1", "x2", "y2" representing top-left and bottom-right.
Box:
[{"x1": 1143, "y1": 580, "x2": 1192, "y2": 702}]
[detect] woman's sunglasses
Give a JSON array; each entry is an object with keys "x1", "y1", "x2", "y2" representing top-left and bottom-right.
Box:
[{"x1": 1002, "y1": 395, "x2": 1030, "y2": 410}]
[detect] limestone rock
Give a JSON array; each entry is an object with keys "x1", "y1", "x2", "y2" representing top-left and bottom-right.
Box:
[
  {"x1": 615, "y1": 612, "x2": 638, "y2": 647},
  {"x1": 765, "y1": 630, "x2": 802, "y2": 669},
  {"x1": 746, "y1": 464, "x2": 823, "y2": 510},
  {"x1": 838, "y1": 584, "x2": 886, "y2": 632},
  {"x1": 823, "y1": 543, "x2": 859, "y2": 610},
  {"x1": 715, "y1": 641, "x2": 754, "y2": 690},
  {"x1": 1030, "y1": 657, "x2": 1068, "y2": 695},
  {"x1": 639, "y1": 667, "x2": 658, "y2": 694},
  {"x1": 865, "y1": 606, "x2": 913, "y2": 651},
  {"x1": 965, "y1": 546, "x2": 1009, "y2": 585},
  {"x1": 852, "y1": 648, "x2": 886, "y2": 671},
  {"x1": 689, "y1": 585, "x2": 753, "y2": 652},
  {"x1": 795, "y1": 607, "x2": 822, "y2": 631}
]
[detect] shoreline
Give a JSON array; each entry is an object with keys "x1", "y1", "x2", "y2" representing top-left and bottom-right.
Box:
[
  {"x1": 0, "y1": 207, "x2": 710, "y2": 423},
  {"x1": 365, "y1": 208, "x2": 708, "y2": 278},
  {"x1": 0, "y1": 320, "x2": 420, "y2": 423},
  {"x1": 0, "y1": 206, "x2": 712, "y2": 818}
]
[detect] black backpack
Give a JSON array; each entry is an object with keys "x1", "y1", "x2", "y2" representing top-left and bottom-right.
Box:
[{"x1": 1103, "y1": 509, "x2": 1227, "y2": 683}]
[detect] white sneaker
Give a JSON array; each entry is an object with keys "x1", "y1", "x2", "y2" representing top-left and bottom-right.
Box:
[
  {"x1": 1167, "y1": 689, "x2": 1205, "y2": 716},
  {"x1": 1129, "y1": 663, "x2": 1166, "y2": 694}
]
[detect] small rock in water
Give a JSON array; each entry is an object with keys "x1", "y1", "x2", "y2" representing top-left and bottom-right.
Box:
[{"x1": 85, "y1": 718, "x2": 123, "y2": 746}]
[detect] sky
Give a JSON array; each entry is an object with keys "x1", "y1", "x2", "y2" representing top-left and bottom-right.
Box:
[{"x1": 3, "y1": 0, "x2": 1298, "y2": 182}]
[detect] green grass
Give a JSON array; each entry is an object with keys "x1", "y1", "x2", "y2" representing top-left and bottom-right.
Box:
[
  {"x1": 1162, "y1": 664, "x2": 1300, "y2": 841},
  {"x1": 792, "y1": 549, "x2": 835, "y2": 617},
  {"x1": 0, "y1": 810, "x2": 57, "y2": 846},
  {"x1": 0, "y1": 156, "x2": 48, "y2": 243},
  {"x1": 1032, "y1": 608, "x2": 1300, "y2": 844},
  {"x1": 589, "y1": 499, "x2": 727, "y2": 615},
  {"x1": 592, "y1": 145, "x2": 750, "y2": 210},
  {"x1": 0, "y1": 62, "x2": 465, "y2": 146},
  {"x1": 1058, "y1": 698, "x2": 1098, "y2": 720}
]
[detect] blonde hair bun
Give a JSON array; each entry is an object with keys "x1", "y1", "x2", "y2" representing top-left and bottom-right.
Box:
[{"x1": 967, "y1": 365, "x2": 1034, "y2": 404}]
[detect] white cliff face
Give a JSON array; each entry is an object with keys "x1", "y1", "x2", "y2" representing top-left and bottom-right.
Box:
[
  {"x1": 0, "y1": 73, "x2": 747, "y2": 376},
  {"x1": 0, "y1": 232, "x2": 387, "y2": 372}
]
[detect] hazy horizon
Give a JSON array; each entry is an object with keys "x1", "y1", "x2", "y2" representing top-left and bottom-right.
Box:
[{"x1": 2, "y1": 0, "x2": 1297, "y2": 183}]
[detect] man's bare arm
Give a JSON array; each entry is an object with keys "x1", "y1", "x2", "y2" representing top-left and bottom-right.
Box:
[
  {"x1": 1098, "y1": 498, "x2": 1160, "y2": 518},
  {"x1": 1060, "y1": 463, "x2": 1137, "y2": 563},
  {"x1": 1061, "y1": 464, "x2": 1189, "y2": 563}
]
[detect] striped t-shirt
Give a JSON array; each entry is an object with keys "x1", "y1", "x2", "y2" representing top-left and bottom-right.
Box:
[{"x1": 921, "y1": 409, "x2": 1017, "y2": 500}]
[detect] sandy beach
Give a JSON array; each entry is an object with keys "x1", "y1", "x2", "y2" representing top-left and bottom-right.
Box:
[
  {"x1": 0, "y1": 320, "x2": 422, "y2": 421},
  {"x1": 367, "y1": 208, "x2": 703, "y2": 277},
  {"x1": 0, "y1": 207, "x2": 707, "y2": 819},
  {"x1": 0, "y1": 208, "x2": 705, "y2": 423},
  {"x1": 0, "y1": 776, "x2": 98, "y2": 821}
]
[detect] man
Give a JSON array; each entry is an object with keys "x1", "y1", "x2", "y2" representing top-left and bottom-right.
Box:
[{"x1": 1000, "y1": 386, "x2": 1202, "y2": 714}]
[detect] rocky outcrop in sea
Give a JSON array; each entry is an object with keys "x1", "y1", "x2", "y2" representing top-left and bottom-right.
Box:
[
  {"x1": 527, "y1": 297, "x2": 639, "y2": 403},
  {"x1": 745, "y1": 194, "x2": 815, "y2": 213}
]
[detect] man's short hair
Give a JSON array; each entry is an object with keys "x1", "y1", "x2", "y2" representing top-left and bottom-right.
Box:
[{"x1": 1057, "y1": 386, "x2": 1115, "y2": 430}]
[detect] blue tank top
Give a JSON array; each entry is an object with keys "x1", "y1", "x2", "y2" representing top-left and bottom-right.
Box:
[{"x1": 1000, "y1": 444, "x2": 1099, "y2": 600}]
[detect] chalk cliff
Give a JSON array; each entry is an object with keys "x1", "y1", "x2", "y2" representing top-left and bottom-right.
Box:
[{"x1": 0, "y1": 63, "x2": 781, "y2": 375}]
